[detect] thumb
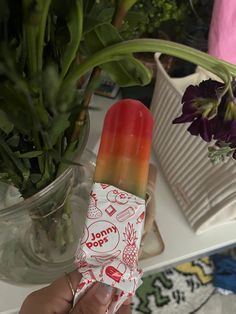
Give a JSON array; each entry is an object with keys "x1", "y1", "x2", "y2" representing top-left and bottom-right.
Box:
[{"x1": 71, "y1": 282, "x2": 113, "y2": 314}]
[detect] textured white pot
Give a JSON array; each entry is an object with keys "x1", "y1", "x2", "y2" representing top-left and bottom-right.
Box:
[{"x1": 150, "y1": 53, "x2": 236, "y2": 233}]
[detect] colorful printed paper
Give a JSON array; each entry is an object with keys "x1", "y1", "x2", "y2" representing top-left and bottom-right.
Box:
[{"x1": 74, "y1": 183, "x2": 145, "y2": 313}]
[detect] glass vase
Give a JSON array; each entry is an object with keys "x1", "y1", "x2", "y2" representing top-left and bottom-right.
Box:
[{"x1": 0, "y1": 149, "x2": 96, "y2": 285}]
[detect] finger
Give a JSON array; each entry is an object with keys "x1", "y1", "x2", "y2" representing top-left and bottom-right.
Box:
[
  {"x1": 49, "y1": 270, "x2": 81, "y2": 303},
  {"x1": 123, "y1": 297, "x2": 132, "y2": 305},
  {"x1": 117, "y1": 304, "x2": 132, "y2": 314},
  {"x1": 20, "y1": 287, "x2": 69, "y2": 314},
  {"x1": 71, "y1": 282, "x2": 113, "y2": 314}
]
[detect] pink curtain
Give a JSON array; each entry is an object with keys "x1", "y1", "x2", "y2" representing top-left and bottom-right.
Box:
[{"x1": 208, "y1": 0, "x2": 236, "y2": 64}]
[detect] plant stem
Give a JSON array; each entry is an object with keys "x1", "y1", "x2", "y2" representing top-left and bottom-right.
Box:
[
  {"x1": 70, "y1": 67, "x2": 101, "y2": 142},
  {"x1": 23, "y1": 0, "x2": 38, "y2": 75},
  {"x1": 113, "y1": 0, "x2": 138, "y2": 27},
  {"x1": 37, "y1": 0, "x2": 52, "y2": 72},
  {"x1": 63, "y1": 39, "x2": 236, "y2": 91},
  {"x1": 37, "y1": 0, "x2": 51, "y2": 126},
  {"x1": 69, "y1": 0, "x2": 131, "y2": 142},
  {"x1": 60, "y1": 0, "x2": 83, "y2": 79},
  {"x1": 26, "y1": 27, "x2": 38, "y2": 75},
  {"x1": 113, "y1": 6, "x2": 126, "y2": 28}
]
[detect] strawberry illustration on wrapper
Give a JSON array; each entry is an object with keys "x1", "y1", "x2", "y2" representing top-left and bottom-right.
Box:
[{"x1": 74, "y1": 99, "x2": 153, "y2": 314}]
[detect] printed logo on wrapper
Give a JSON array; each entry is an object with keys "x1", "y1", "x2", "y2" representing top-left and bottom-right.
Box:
[{"x1": 86, "y1": 220, "x2": 120, "y2": 253}]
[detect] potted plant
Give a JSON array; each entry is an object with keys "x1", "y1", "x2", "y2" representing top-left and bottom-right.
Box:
[
  {"x1": 0, "y1": 0, "x2": 236, "y2": 285},
  {"x1": 0, "y1": 0, "x2": 158, "y2": 285}
]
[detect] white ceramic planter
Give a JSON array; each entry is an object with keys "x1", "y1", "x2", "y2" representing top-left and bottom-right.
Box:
[{"x1": 150, "y1": 53, "x2": 236, "y2": 233}]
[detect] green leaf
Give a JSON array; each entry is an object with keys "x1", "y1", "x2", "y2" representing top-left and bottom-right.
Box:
[
  {"x1": 0, "y1": 44, "x2": 29, "y2": 94},
  {"x1": 0, "y1": 172, "x2": 13, "y2": 185},
  {"x1": 49, "y1": 113, "x2": 70, "y2": 146},
  {"x1": 95, "y1": 7, "x2": 114, "y2": 23},
  {"x1": 15, "y1": 150, "x2": 43, "y2": 158},
  {"x1": 42, "y1": 65, "x2": 61, "y2": 113},
  {"x1": 83, "y1": 8, "x2": 114, "y2": 35},
  {"x1": 83, "y1": 0, "x2": 96, "y2": 14},
  {"x1": 0, "y1": 170, "x2": 21, "y2": 187},
  {"x1": 56, "y1": 82, "x2": 78, "y2": 112},
  {"x1": 30, "y1": 173, "x2": 42, "y2": 184},
  {"x1": 208, "y1": 144, "x2": 233, "y2": 164},
  {"x1": 84, "y1": 23, "x2": 122, "y2": 53},
  {"x1": 35, "y1": 155, "x2": 53, "y2": 190},
  {"x1": 0, "y1": 109, "x2": 13, "y2": 134},
  {"x1": 120, "y1": 11, "x2": 148, "y2": 39},
  {"x1": 57, "y1": 140, "x2": 78, "y2": 175},
  {"x1": 101, "y1": 56, "x2": 151, "y2": 86},
  {"x1": 125, "y1": 11, "x2": 148, "y2": 28},
  {"x1": 61, "y1": 0, "x2": 83, "y2": 78},
  {"x1": 63, "y1": 39, "x2": 236, "y2": 91},
  {"x1": 0, "y1": 136, "x2": 30, "y2": 183},
  {"x1": 83, "y1": 16, "x2": 108, "y2": 35},
  {"x1": 6, "y1": 134, "x2": 20, "y2": 147},
  {"x1": 0, "y1": 84, "x2": 35, "y2": 133},
  {"x1": 84, "y1": 23, "x2": 151, "y2": 86},
  {"x1": 57, "y1": 120, "x2": 88, "y2": 176}
]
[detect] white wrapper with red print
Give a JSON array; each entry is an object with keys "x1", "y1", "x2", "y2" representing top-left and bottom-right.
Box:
[{"x1": 74, "y1": 182, "x2": 145, "y2": 313}]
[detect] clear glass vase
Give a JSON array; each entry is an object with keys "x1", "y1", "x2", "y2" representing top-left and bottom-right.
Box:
[{"x1": 0, "y1": 149, "x2": 96, "y2": 285}]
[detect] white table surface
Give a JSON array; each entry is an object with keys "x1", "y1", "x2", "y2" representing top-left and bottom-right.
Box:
[{"x1": 1, "y1": 94, "x2": 236, "y2": 313}]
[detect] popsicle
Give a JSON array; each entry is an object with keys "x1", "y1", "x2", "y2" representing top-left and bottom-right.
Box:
[
  {"x1": 74, "y1": 99, "x2": 153, "y2": 314},
  {"x1": 94, "y1": 99, "x2": 153, "y2": 199}
]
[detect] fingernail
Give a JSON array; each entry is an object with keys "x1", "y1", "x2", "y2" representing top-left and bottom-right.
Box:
[{"x1": 95, "y1": 283, "x2": 113, "y2": 305}]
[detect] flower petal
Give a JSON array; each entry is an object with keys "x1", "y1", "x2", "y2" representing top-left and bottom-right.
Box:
[
  {"x1": 172, "y1": 112, "x2": 199, "y2": 124},
  {"x1": 199, "y1": 79, "x2": 224, "y2": 98},
  {"x1": 188, "y1": 118, "x2": 212, "y2": 142},
  {"x1": 182, "y1": 85, "x2": 201, "y2": 106}
]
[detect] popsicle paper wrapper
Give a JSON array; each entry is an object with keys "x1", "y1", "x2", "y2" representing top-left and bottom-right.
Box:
[
  {"x1": 74, "y1": 99, "x2": 153, "y2": 313},
  {"x1": 74, "y1": 183, "x2": 145, "y2": 313}
]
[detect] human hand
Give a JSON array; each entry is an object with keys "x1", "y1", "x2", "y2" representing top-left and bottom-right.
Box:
[
  {"x1": 20, "y1": 270, "x2": 81, "y2": 314},
  {"x1": 71, "y1": 281, "x2": 131, "y2": 314},
  {"x1": 20, "y1": 270, "x2": 132, "y2": 314}
]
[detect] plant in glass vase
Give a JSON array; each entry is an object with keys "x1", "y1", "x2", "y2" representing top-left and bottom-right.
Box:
[
  {"x1": 1, "y1": 0, "x2": 236, "y2": 284},
  {"x1": 0, "y1": 0, "x2": 157, "y2": 284}
]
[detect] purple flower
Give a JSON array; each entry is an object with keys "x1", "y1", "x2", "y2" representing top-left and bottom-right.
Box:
[
  {"x1": 187, "y1": 117, "x2": 214, "y2": 142},
  {"x1": 173, "y1": 79, "x2": 224, "y2": 142},
  {"x1": 213, "y1": 116, "x2": 236, "y2": 142}
]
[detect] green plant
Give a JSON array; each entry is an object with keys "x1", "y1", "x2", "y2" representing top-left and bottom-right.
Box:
[
  {"x1": 1, "y1": 0, "x2": 236, "y2": 256},
  {"x1": 0, "y1": 0, "x2": 149, "y2": 198},
  {"x1": 119, "y1": 0, "x2": 190, "y2": 39}
]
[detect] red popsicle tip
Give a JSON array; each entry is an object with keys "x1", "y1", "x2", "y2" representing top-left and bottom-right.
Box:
[{"x1": 103, "y1": 99, "x2": 153, "y2": 140}]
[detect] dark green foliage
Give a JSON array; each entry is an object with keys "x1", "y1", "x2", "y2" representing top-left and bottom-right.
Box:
[{"x1": 0, "y1": 0, "x2": 152, "y2": 197}]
